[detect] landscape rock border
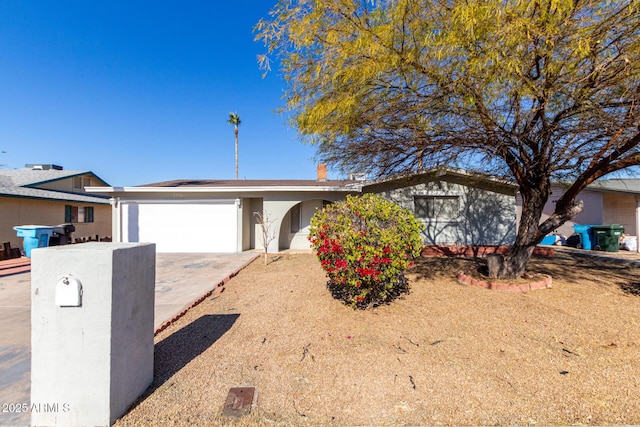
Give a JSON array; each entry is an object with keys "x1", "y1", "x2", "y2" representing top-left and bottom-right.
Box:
[
  {"x1": 422, "y1": 244, "x2": 554, "y2": 258},
  {"x1": 457, "y1": 270, "x2": 552, "y2": 292}
]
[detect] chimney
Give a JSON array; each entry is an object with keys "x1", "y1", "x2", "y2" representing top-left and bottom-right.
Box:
[{"x1": 317, "y1": 164, "x2": 327, "y2": 181}]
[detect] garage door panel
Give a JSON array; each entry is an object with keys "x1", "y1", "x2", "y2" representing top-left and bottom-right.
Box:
[{"x1": 128, "y1": 202, "x2": 237, "y2": 252}]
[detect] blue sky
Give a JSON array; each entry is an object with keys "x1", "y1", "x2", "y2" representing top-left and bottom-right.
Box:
[{"x1": 0, "y1": 1, "x2": 324, "y2": 186}]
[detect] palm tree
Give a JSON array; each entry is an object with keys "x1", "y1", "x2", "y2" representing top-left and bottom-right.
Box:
[{"x1": 227, "y1": 112, "x2": 241, "y2": 180}]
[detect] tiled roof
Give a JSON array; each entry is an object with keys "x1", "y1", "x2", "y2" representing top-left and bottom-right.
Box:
[
  {"x1": 0, "y1": 168, "x2": 111, "y2": 204},
  {"x1": 0, "y1": 168, "x2": 108, "y2": 187}
]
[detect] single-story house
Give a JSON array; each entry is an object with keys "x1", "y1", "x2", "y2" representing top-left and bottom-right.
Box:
[
  {"x1": 360, "y1": 169, "x2": 518, "y2": 247},
  {"x1": 0, "y1": 164, "x2": 112, "y2": 250},
  {"x1": 516, "y1": 179, "x2": 640, "y2": 250},
  {"x1": 90, "y1": 167, "x2": 519, "y2": 253}
]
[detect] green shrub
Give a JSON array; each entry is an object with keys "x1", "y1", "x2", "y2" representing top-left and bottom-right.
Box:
[{"x1": 308, "y1": 194, "x2": 423, "y2": 308}]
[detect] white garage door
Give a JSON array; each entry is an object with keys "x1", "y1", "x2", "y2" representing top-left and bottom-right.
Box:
[{"x1": 124, "y1": 201, "x2": 238, "y2": 252}]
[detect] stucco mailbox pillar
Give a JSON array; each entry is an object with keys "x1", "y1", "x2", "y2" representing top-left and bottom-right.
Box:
[{"x1": 31, "y1": 242, "x2": 156, "y2": 427}]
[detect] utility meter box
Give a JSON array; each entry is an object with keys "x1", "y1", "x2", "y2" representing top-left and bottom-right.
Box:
[{"x1": 31, "y1": 242, "x2": 156, "y2": 427}]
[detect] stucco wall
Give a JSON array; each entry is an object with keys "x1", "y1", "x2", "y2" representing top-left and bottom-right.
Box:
[
  {"x1": 548, "y1": 187, "x2": 602, "y2": 237},
  {"x1": 246, "y1": 198, "x2": 263, "y2": 251},
  {"x1": 72, "y1": 205, "x2": 112, "y2": 240},
  {"x1": 0, "y1": 197, "x2": 111, "y2": 249},
  {"x1": 241, "y1": 198, "x2": 257, "y2": 251},
  {"x1": 111, "y1": 191, "x2": 353, "y2": 254},
  {"x1": 36, "y1": 174, "x2": 99, "y2": 193},
  {"x1": 31, "y1": 243, "x2": 155, "y2": 426},
  {"x1": 603, "y1": 193, "x2": 637, "y2": 236},
  {"x1": 516, "y1": 187, "x2": 640, "y2": 239},
  {"x1": 515, "y1": 187, "x2": 608, "y2": 238},
  {"x1": 372, "y1": 178, "x2": 517, "y2": 246},
  {"x1": 261, "y1": 192, "x2": 351, "y2": 252},
  {"x1": 278, "y1": 199, "x2": 325, "y2": 250}
]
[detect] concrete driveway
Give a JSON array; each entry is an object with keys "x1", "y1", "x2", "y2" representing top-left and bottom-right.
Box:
[{"x1": 0, "y1": 252, "x2": 257, "y2": 427}]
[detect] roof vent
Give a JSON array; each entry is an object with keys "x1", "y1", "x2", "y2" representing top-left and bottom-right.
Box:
[
  {"x1": 25, "y1": 164, "x2": 63, "y2": 171},
  {"x1": 349, "y1": 172, "x2": 367, "y2": 181}
]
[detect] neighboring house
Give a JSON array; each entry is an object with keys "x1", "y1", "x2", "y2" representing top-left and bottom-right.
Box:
[
  {"x1": 516, "y1": 179, "x2": 640, "y2": 241},
  {"x1": 0, "y1": 164, "x2": 112, "y2": 250},
  {"x1": 90, "y1": 167, "x2": 519, "y2": 253}
]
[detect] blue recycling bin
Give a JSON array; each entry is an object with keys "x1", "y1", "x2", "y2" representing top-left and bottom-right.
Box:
[
  {"x1": 572, "y1": 224, "x2": 595, "y2": 250},
  {"x1": 13, "y1": 225, "x2": 55, "y2": 258},
  {"x1": 540, "y1": 235, "x2": 557, "y2": 245}
]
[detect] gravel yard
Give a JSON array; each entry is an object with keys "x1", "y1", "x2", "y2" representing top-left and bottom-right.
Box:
[{"x1": 114, "y1": 252, "x2": 640, "y2": 426}]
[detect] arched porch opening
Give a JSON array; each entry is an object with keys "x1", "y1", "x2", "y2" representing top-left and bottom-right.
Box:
[{"x1": 278, "y1": 199, "x2": 332, "y2": 251}]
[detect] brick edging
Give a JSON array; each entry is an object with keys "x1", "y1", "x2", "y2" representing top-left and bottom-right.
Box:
[
  {"x1": 457, "y1": 271, "x2": 552, "y2": 292},
  {"x1": 422, "y1": 245, "x2": 554, "y2": 258}
]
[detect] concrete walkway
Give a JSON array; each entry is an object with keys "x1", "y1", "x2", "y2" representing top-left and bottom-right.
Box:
[{"x1": 0, "y1": 252, "x2": 257, "y2": 427}]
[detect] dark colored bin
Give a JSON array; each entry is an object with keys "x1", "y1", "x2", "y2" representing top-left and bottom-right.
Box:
[
  {"x1": 572, "y1": 224, "x2": 596, "y2": 250},
  {"x1": 49, "y1": 223, "x2": 76, "y2": 246},
  {"x1": 591, "y1": 224, "x2": 624, "y2": 252}
]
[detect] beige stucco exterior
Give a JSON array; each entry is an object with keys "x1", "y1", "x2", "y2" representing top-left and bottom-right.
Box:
[
  {"x1": 518, "y1": 187, "x2": 605, "y2": 238},
  {"x1": 516, "y1": 186, "x2": 639, "y2": 239},
  {"x1": 602, "y1": 192, "x2": 637, "y2": 236},
  {"x1": 1, "y1": 196, "x2": 111, "y2": 249},
  {"x1": 0, "y1": 168, "x2": 113, "y2": 253},
  {"x1": 35, "y1": 175, "x2": 102, "y2": 193}
]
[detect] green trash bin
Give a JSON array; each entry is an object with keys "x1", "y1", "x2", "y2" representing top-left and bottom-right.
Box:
[{"x1": 591, "y1": 224, "x2": 624, "y2": 252}]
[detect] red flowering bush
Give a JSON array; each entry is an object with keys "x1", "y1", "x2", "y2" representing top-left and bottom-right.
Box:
[{"x1": 308, "y1": 194, "x2": 423, "y2": 308}]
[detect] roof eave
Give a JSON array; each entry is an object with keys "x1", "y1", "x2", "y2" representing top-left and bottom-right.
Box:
[
  {"x1": 361, "y1": 167, "x2": 518, "y2": 193},
  {"x1": 0, "y1": 192, "x2": 112, "y2": 204},
  {"x1": 25, "y1": 171, "x2": 110, "y2": 188},
  {"x1": 87, "y1": 185, "x2": 362, "y2": 194}
]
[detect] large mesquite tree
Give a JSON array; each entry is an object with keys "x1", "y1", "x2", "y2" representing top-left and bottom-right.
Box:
[{"x1": 256, "y1": 0, "x2": 640, "y2": 279}]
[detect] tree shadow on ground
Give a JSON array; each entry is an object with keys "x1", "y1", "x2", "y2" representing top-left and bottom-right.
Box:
[
  {"x1": 411, "y1": 256, "x2": 484, "y2": 281},
  {"x1": 410, "y1": 251, "x2": 640, "y2": 296},
  {"x1": 124, "y1": 314, "x2": 240, "y2": 414},
  {"x1": 619, "y1": 282, "x2": 640, "y2": 296}
]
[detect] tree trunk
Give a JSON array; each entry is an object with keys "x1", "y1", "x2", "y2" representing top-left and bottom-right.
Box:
[
  {"x1": 495, "y1": 183, "x2": 548, "y2": 280},
  {"x1": 235, "y1": 128, "x2": 239, "y2": 180},
  {"x1": 495, "y1": 243, "x2": 537, "y2": 279},
  {"x1": 486, "y1": 254, "x2": 503, "y2": 278}
]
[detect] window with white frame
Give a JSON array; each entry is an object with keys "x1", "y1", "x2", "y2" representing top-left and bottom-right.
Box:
[{"x1": 414, "y1": 195, "x2": 460, "y2": 220}]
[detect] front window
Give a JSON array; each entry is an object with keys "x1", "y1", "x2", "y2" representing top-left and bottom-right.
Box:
[
  {"x1": 414, "y1": 195, "x2": 460, "y2": 220},
  {"x1": 65, "y1": 205, "x2": 94, "y2": 223}
]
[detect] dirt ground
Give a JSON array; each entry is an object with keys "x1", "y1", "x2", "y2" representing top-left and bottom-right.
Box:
[{"x1": 114, "y1": 251, "x2": 640, "y2": 426}]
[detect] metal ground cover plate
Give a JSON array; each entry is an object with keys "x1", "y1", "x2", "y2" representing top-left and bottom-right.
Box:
[{"x1": 222, "y1": 386, "x2": 257, "y2": 417}]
